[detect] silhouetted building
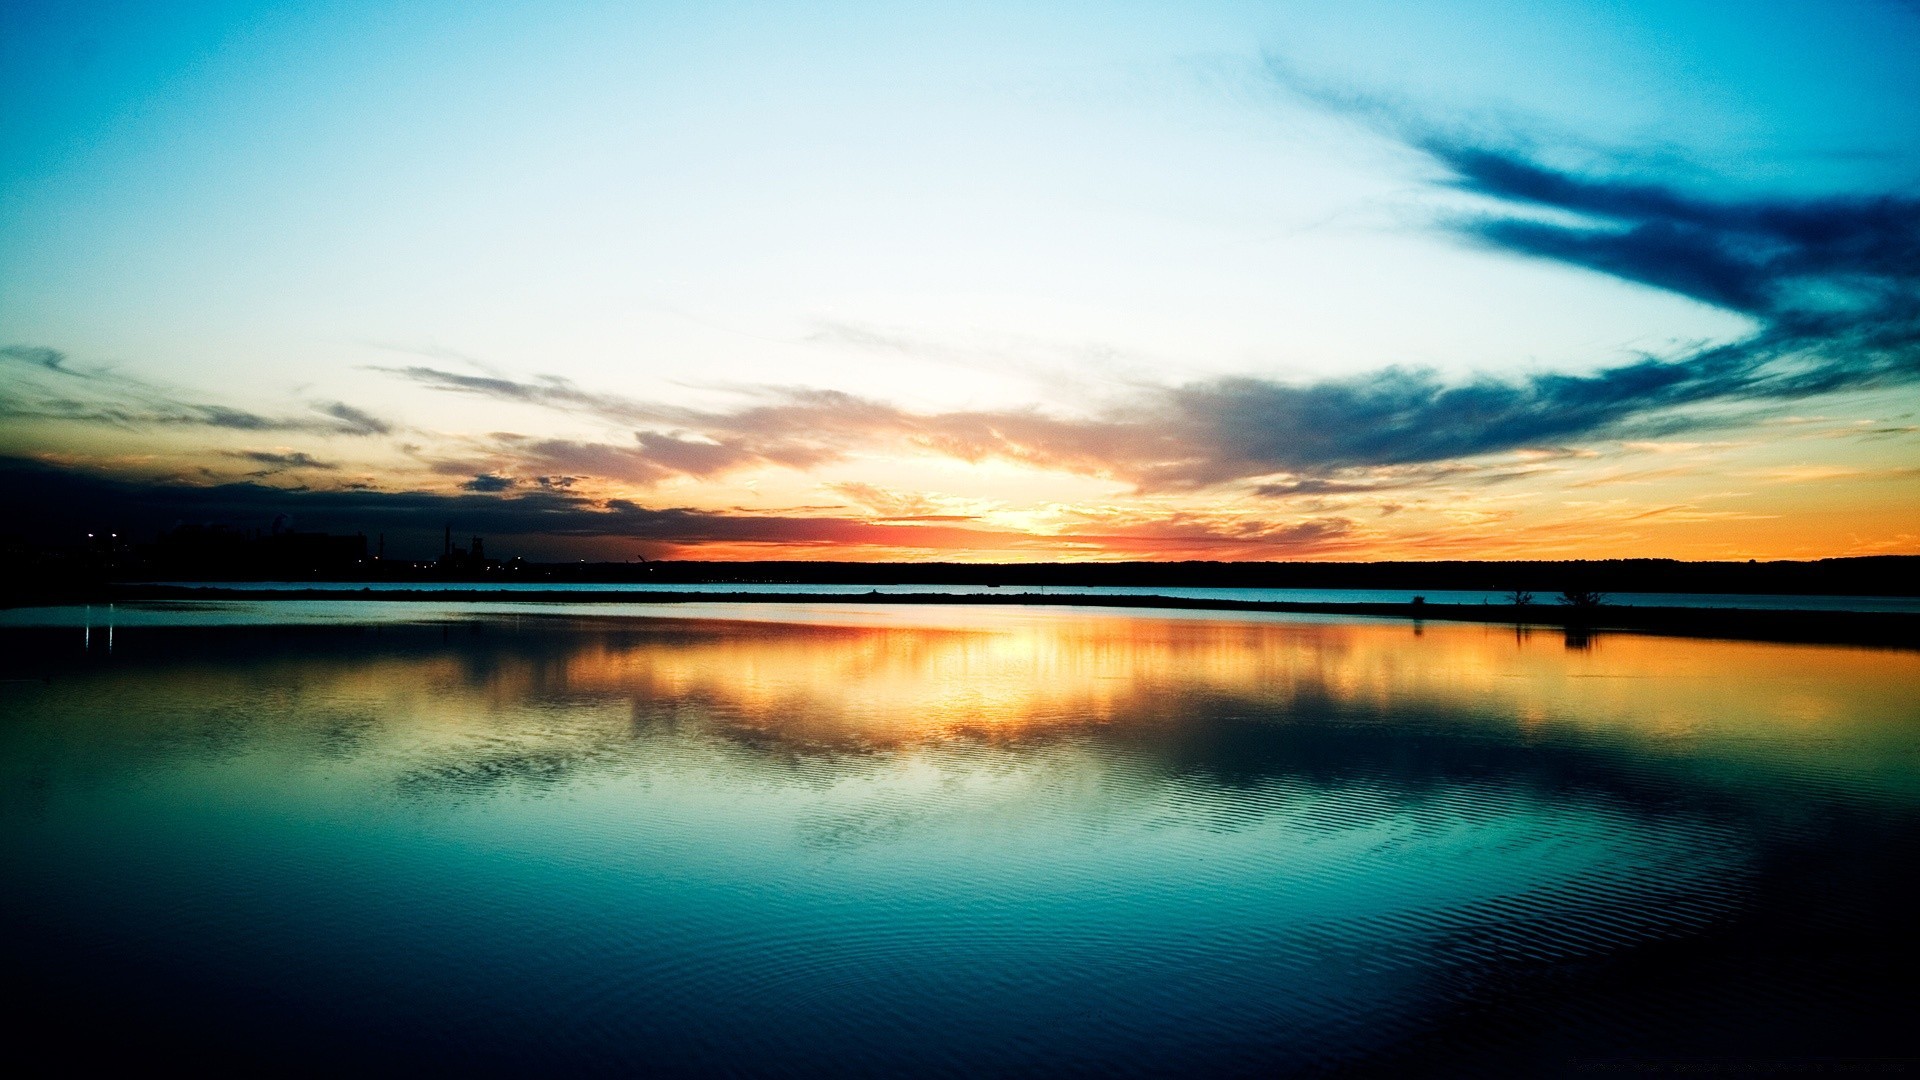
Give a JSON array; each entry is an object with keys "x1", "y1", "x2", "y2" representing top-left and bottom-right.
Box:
[{"x1": 436, "y1": 526, "x2": 497, "y2": 575}]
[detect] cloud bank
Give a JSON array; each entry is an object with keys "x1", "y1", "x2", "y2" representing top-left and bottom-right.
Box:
[
  {"x1": 358, "y1": 136, "x2": 1915, "y2": 499},
  {"x1": 0, "y1": 456, "x2": 1359, "y2": 560}
]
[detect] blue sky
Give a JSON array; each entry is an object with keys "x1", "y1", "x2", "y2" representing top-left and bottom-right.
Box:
[{"x1": 3, "y1": 0, "x2": 1916, "y2": 559}]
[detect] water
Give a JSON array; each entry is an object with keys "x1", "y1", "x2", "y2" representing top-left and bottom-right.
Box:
[
  {"x1": 2, "y1": 603, "x2": 1916, "y2": 1074},
  {"x1": 142, "y1": 579, "x2": 1920, "y2": 613}
]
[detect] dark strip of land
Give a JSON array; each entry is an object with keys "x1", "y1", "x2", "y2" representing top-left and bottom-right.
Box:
[{"x1": 79, "y1": 585, "x2": 1920, "y2": 650}]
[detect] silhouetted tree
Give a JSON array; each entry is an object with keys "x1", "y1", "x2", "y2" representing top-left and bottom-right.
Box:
[
  {"x1": 1507, "y1": 588, "x2": 1534, "y2": 606},
  {"x1": 1558, "y1": 588, "x2": 1606, "y2": 609}
]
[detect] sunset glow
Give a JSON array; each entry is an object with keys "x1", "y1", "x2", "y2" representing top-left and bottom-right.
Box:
[{"x1": 4, "y1": 1, "x2": 1916, "y2": 561}]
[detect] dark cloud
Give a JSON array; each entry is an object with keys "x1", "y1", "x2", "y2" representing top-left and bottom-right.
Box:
[
  {"x1": 463, "y1": 473, "x2": 515, "y2": 492},
  {"x1": 1252, "y1": 463, "x2": 1550, "y2": 498},
  {"x1": 0, "y1": 456, "x2": 1013, "y2": 558},
  {"x1": 160, "y1": 402, "x2": 394, "y2": 437},
  {"x1": 989, "y1": 141, "x2": 1916, "y2": 485},
  {"x1": 1207, "y1": 64, "x2": 1920, "y2": 483},
  {"x1": 1135, "y1": 334, "x2": 1905, "y2": 487},
  {"x1": 190, "y1": 405, "x2": 305, "y2": 431},
  {"x1": 1, "y1": 345, "x2": 69, "y2": 371},
  {"x1": 316, "y1": 401, "x2": 393, "y2": 436},
  {"x1": 1263, "y1": 58, "x2": 1918, "y2": 327},
  {"x1": 0, "y1": 394, "x2": 389, "y2": 436},
  {"x1": 224, "y1": 450, "x2": 340, "y2": 472},
  {"x1": 374, "y1": 365, "x2": 655, "y2": 421},
  {"x1": 1428, "y1": 142, "x2": 1920, "y2": 319},
  {"x1": 0, "y1": 455, "x2": 1372, "y2": 560}
]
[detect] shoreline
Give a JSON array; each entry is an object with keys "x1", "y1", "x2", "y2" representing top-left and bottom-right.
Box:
[{"x1": 13, "y1": 584, "x2": 1917, "y2": 649}]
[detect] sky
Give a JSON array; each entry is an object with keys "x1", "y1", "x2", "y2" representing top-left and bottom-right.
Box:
[{"x1": 2, "y1": 0, "x2": 1917, "y2": 561}]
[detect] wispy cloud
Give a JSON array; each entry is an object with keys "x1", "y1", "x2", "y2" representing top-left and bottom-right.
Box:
[
  {"x1": 825, "y1": 482, "x2": 979, "y2": 521},
  {"x1": 372, "y1": 365, "x2": 659, "y2": 421},
  {"x1": 1, "y1": 345, "x2": 397, "y2": 438},
  {"x1": 223, "y1": 450, "x2": 341, "y2": 475},
  {"x1": 1044, "y1": 510, "x2": 1362, "y2": 558},
  {"x1": 317, "y1": 402, "x2": 393, "y2": 436},
  {"x1": 0, "y1": 345, "x2": 68, "y2": 371}
]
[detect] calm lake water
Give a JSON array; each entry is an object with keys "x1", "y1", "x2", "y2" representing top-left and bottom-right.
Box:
[{"x1": 3, "y1": 602, "x2": 1916, "y2": 1075}]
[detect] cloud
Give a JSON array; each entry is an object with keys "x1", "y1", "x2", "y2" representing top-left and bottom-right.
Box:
[
  {"x1": 702, "y1": 323, "x2": 1907, "y2": 489},
  {"x1": 1229, "y1": 65, "x2": 1920, "y2": 461},
  {"x1": 805, "y1": 322, "x2": 935, "y2": 356},
  {"x1": 376, "y1": 136, "x2": 1920, "y2": 495},
  {"x1": 2, "y1": 344, "x2": 397, "y2": 438},
  {"x1": 224, "y1": 450, "x2": 341, "y2": 473},
  {"x1": 1428, "y1": 141, "x2": 1920, "y2": 319},
  {"x1": 156, "y1": 401, "x2": 396, "y2": 437},
  {"x1": 0, "y1": 345, "x2": 69, "y2": 372},
  {"x1": 1045, "y1": 511, "x2": 1362, "y2": 559},
  {"x1": 0, "y1": 455, "x2": 1374, "y2": 560},
  {"x1": 189, "y1": 405, "x2": 311, "y2": 431},
  {"x1": 28, "y1": 101, "x2": 1905, "y2": 521},
  {"x1": 0, "y1": 456, "x2": 1016, "y2": 558},
  {"x1": 375, "y1": 377, "x2": 880, "y2": 486},
  {"x1": 827, "y1": 482, "x2": 940, "y2": 518},
  {"x1": 317, "y1": 401, "x2": 393, "y2": 436},
  {"x1": 489, "y1": 435, "x2": 665, "y2": 486},
  {"x1": 381, "y1": 338, "x2": 1915, "y2": 496},
  {"x1": 373, "y1": 365, "x2": 657, "y2": 421},
  {"x1": 825, "y1": 482, "x2": 979, "y2": 521},
  {"x1": 1245, "y1": 462, "x2": 1545, "y2": 498},
  {"x1": 993, "y1": 139, "x2": 1915, "y2": 484}
]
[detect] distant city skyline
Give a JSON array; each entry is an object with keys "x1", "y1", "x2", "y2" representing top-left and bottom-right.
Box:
[{"x1": 3, "y1": 0, "x2": 1916, "y2": 561}]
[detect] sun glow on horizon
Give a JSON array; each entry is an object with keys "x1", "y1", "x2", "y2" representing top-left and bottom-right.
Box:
[{"x1": 2, "y1": 1, "x2": 1916, "y2": 561}]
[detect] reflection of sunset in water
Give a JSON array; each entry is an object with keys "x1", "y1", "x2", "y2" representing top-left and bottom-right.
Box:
[
  {"x1": 3, "y1": 605, "x2": 1918, "y2": 1073},
  {"x1": 20, "y1": 607, "x2": 1917, "y2": 801},
  {"x1": 524, "y1": 611, "x2": 1918, "y2": 753}
]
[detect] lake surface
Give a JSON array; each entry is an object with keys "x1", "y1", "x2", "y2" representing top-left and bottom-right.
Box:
[{"x1": 3, "y1": 602, "x2": 1916, "y2": 1074}]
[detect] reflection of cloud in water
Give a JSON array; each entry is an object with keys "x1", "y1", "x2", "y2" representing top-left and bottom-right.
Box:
[
  {"x1": 6, "y1": 613, "x2": 1915, "y2": 819},
  {"x1": 4, "y1": 609, "x2": 1917, "y2": 1069}
]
